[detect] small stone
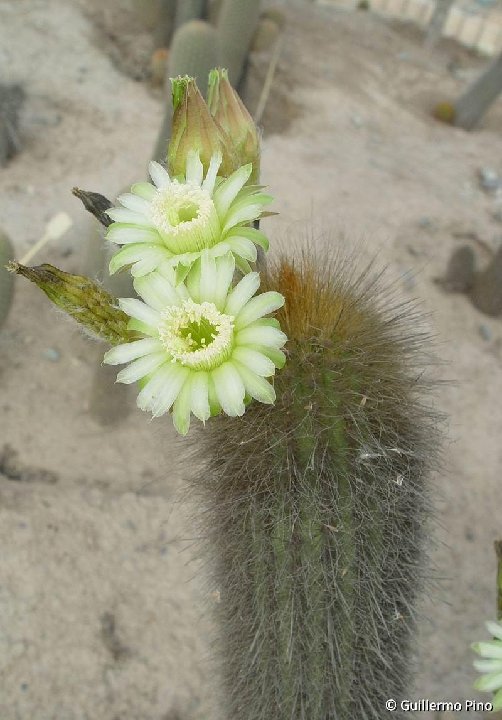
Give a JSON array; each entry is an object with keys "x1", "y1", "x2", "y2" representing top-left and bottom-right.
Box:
[
  {"x1": 478, "y1": 324, "x2": 492, "y2": 341},
  {"x1": 478, "y1": 167, "x2": 501, "y2": 193},
  {"x1": 350, "y1": 114, "x2": 364, "y2": 128},
  {"x1": 42, "y1": 347, "x2": 60, "y2": 362}
]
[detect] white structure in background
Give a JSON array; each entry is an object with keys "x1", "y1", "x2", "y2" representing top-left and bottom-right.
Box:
[{"x1": 316, "y1": 0, "x2": 502, "y2": 56}]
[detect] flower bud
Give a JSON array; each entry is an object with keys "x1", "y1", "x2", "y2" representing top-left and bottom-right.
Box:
[
  {"x1": 207, "y1": 68, "x2": 260, "y2": 183},
  {"x1": 8, "y1": 262, "x2": 136, "y2": 345},
  {"x1": 168, "y1": 76, "x2": 237, "y2": 179}
]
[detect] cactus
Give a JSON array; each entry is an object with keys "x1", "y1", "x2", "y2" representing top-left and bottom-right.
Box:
[
  {"x1": 169, "y1": 20, "x2": 219, "y2": 96},
  {"x1": 130, "y1": 0, "x2": 177, "y2": 47},
  {"x1": 174, "y1": 0, "x2": 206, "y2": 30},
  {"x1": 218, "y1": 0, "x2": 262, "y2": 86},
  {"x1": 188, "y1": 250, "x2": 439, "y2": 719},
  {"x1": 152, "y1": 20, "x2": 219, "y2": 162},
  {"x1": 0, "y1": 229, "x2": 15, "y2": 328},
  {"x1": 155, "y1": 0, "x2": 177, "y2": 48},
  {"x1": 208, "y1": 0, "x2": 223, "y2": 25}
]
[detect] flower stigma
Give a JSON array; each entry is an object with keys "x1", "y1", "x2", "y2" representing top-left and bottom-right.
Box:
[{"x1": 158, "y1": 299, "x2": 234, "y2": 370}]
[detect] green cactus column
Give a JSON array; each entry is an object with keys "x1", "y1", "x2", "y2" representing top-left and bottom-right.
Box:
[
  {"x1": 174, "y1": 0, "x2": 206, "y2": 30},
  {"x1": 189, "y1": 252, "x2": 440, "y2": 720},
  {"x1": 217, "y1": 0, "x2": 262, "y2": 86}
]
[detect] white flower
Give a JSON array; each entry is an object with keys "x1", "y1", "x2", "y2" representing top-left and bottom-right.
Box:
[
  {"x1": 472, "y1": 619, "x2": 502, "y2": 710},
  {"x1": 106, "y1": 151, "x2": 271, "y2": 280},
  {"x1": 103, "y1": 251, "x2": 287, "y2": 435}
]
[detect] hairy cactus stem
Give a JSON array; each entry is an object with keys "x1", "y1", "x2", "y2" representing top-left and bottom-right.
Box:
[{"x1": 187, "y1": 249, "x2": 441, "y2": 720}]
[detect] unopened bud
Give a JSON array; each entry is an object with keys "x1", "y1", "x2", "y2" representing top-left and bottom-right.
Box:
[
  {"x1": 8, "y1": 262, "x2": 136, "y2": 345},
  {"x1": 207, "y1": 68, "x2": 260, "y2": 183},
  {"x1": 168, "y1": 76, "x2": 237, "y2": 178}
]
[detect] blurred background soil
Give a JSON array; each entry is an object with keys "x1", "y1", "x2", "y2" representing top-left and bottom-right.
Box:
[{"x1": 0, "y1": 0, "x2": 502, "y2": 718}]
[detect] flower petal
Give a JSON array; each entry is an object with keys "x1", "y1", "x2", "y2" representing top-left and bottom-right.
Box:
[
  {"x1": 254, "y1": 345, "x2": 286, "y2": 369},
  {"x1": 222, "y1": 194, "x2": 273, "y2": 234},
  {"x1": 190, "y1": 371, "x2": 210, "y2": 422},
  {"x1": 222, "y1": 203, "x2": 264, "y2": 234},
  {"x1": 234, "y1": 291, "x2": 285, "y2": 330},
  {"x1": 214, "y1": 253, "x2": 235, "y2": 311},
  {"x1": 137, "y1": 363, "x2": 189, "y2": 415},
  {"x1": 211, "y1": 241, "x2": 231, "y2": 258},
  {"x1": 213, "y1": 164, "x2": 252, "y2": 218},
  {"x1": 131, "y1": 182, "x2": 156, "y2": 200},
  {"x1": 486, "y1": 621, "x2": 502, "y2": 641},
  {"x1": 211, "y1": 362, "x2": 245, "y2": 417},
  {"x1": 234, "y1": 361, "x2": 276, "y2": 404},
  {"x1": 106, "y1": 224, "x2": 161, "y2": 245},
  {"x1": 117, "y1": 193, "x2": 151, "y2": 214},
  {"x1": 493, "y1": 687, "x2": 502, "y2": 711},
  {"x1": 149, "y1": 161, "x2": 171, "y2": 189},
  {"x1": 207, "y1": 374, "x2": 221, "y2": 416},
  {"x1": 128, "y1": 318, "x2": 158, "y2": 337},
  {"x1": 201, "y1": 152, "x2": 222, "y2": 195},
  {"x1": 199, "y1": 251, "x2": 218, "y2": 305},
  {"x1": 252, "y1": 317, "x2": 282, "y2": 329},
  {"x1": 474, "y1": 658, "x2": 502, "y2": 673},
  {"x1": 225, "y1": 225, "x2": 270, "y2": 251},
  {"x1": 118, "y1": 298, "x2": 161, "y2": 327},
  {"x1": 185, "y1": 150, "x2": 204, "y2": 186},
  {"x1": 236, "y1": 324, "x2": 287, "y2": 349},
  {"x1": 472, "y1": 641, "x2": 502, "y2": 659},
  {"x1": 104, "y1": 338, "x2": 163, "y2": 365},
  {"x1": 116, "y1": 352, "x2": 167, "y2": 384},
  {"x1": 172, "y1": 376, "x2": 193, "y2": 435},
  {"x1": 186, "y1": 257, "x2": 202, "y2": 304},
  {"x1": 134, "y1": 273, "x2": 182, "y2": 310},
  {"x1": 225, "y1": 236, "x2": 257, "y2": 262},
  {"x1": 224, "y1": 272, "x2": 260, "y2": 317},
  {"x1": 175, "y1": 262, "x2": 191, "y2": 286},
  {"x1": 235, "y1": 256, "x2": 253, "y2": 275},
  {"x1": 232, "y1": 346, "x2": 275, "y2": 377},
  {"x1": 106, "y1": 208, "x2": 150, "y2": 224},
  {"x1": 474, "y1": 670, "x2": 502, "y2": 692},
  {"x1": 109, "y1": 244, "x2": 169, "y2": 277}
]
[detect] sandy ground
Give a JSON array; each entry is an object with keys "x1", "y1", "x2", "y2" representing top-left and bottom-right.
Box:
[{"x1": 1, "y1": 1, "x2": 502, "y2": 718}]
